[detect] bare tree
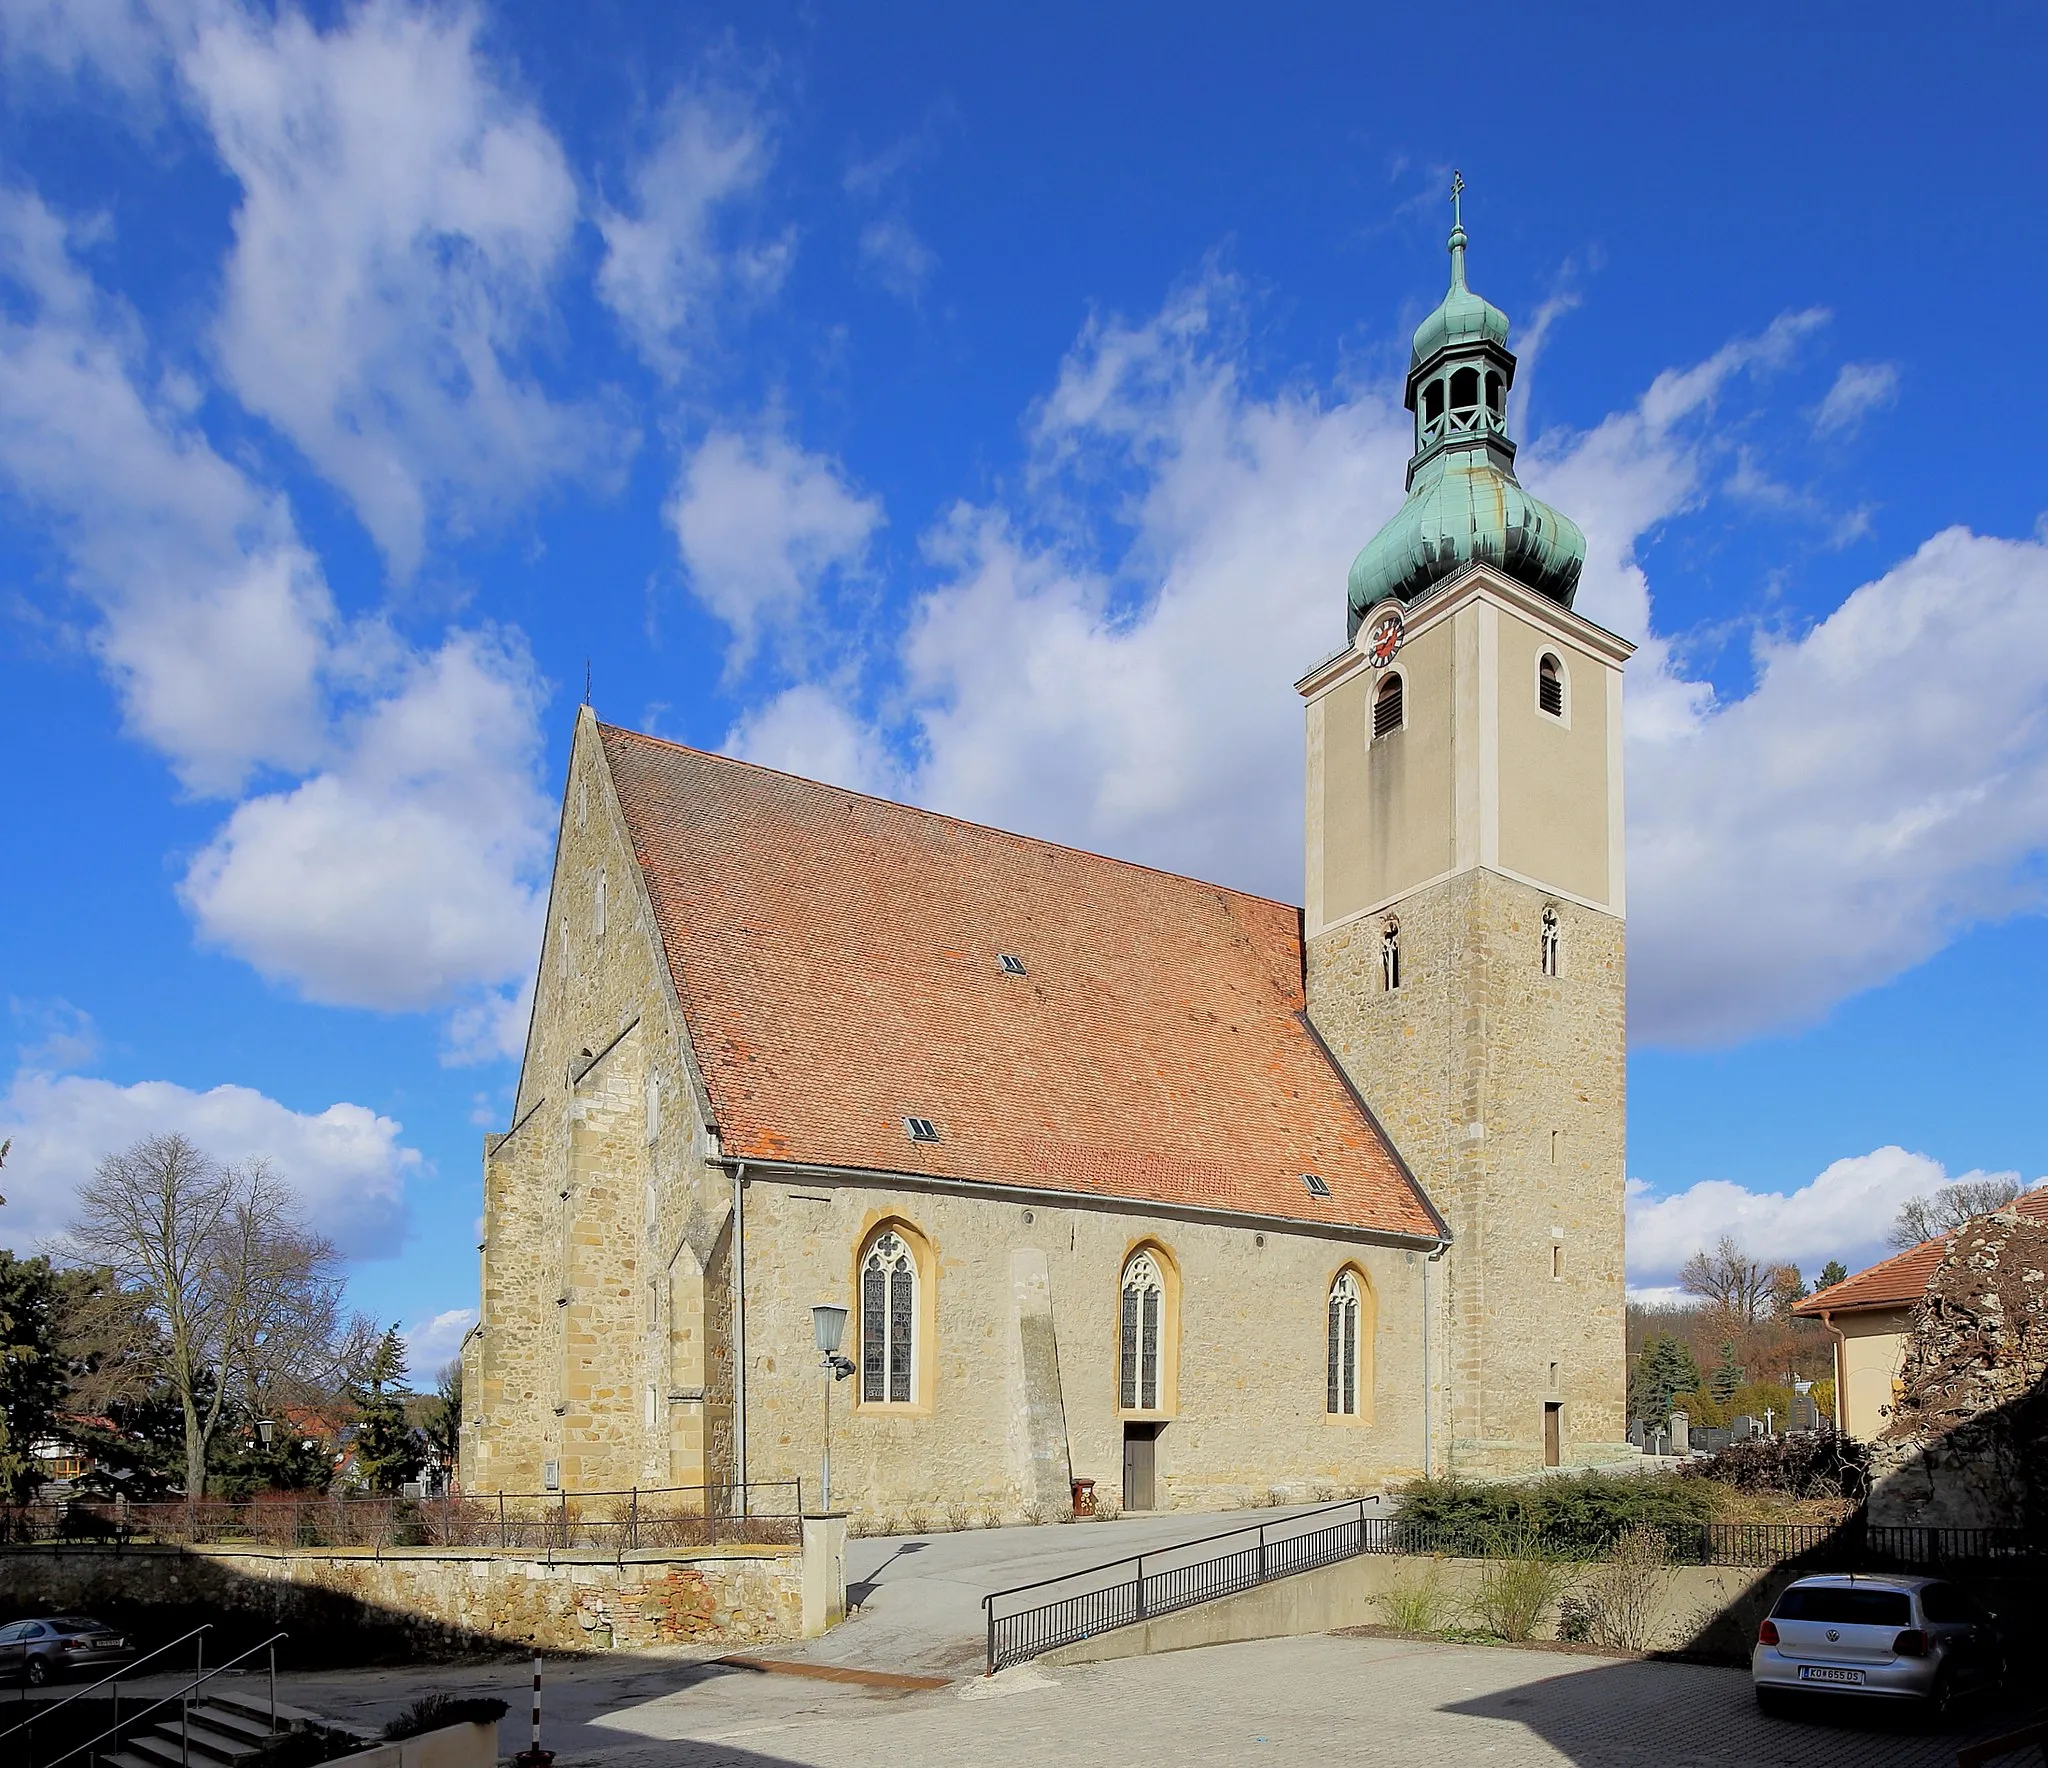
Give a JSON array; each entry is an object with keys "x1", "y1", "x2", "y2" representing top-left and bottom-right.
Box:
[
  {"x1": 65, "y1": 1133, "x2": 347, "y2": 1498},
  {"x1": 1678, "y1": 1235, "x2": 1775, "y2": 1322},
  {"x1": 1887, "y1": 1176, "x2": 2026, "y2": 1250}
]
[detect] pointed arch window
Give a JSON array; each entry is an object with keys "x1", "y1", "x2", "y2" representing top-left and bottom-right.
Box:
[
  {"x1": 1120, "y1": 1252, "x2": 1164, "y2": 1411},
  {"x1": 1541, "y1": 906, "x2": 1561, "y2": 978},
  {"x1": 1327, "y1": 1272, "x2": 1362, "y2": 1415},
  {"x1": 1381, "y1": 916, "x2": 1402, "y2": 993},
  {"x1": 860, "y1": 1231, "x2": 916, "y2": 1405}
]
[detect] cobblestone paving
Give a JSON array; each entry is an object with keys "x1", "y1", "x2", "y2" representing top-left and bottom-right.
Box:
[{"x1": 561, "y1": 1633, "x2": 2032, "y2": 1767}]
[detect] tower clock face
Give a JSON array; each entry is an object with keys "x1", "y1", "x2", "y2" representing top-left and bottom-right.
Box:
[{"x1": 1367, "y1": 611, "x2": 1404, "y2": 668}]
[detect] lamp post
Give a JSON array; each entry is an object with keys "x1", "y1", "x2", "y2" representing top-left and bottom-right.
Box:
[
  {"x1": 257, "y1": 1418, "x2": 275, "y2": 1449},
  {"x1": 811, "y1": 1304, "x2": 854, "y2": 1509}
]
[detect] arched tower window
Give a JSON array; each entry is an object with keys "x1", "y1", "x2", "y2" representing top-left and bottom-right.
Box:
[
  {"x1": 1373, "y1": 672, "x2": 1404, "y2": 739},
  {"x1": 1327, "y1": 1271, "x2": 1361, "y2": 1415},
  {"x1": 1485, "y1": 370, "x2": 1504, "y2": 417},
  {"x1": 1120, "y1": 1251, "x2": 1164, "y2": 1411},
  {"x1": 1449, "y1": 366, "x2": 1480, "y2": 413},
  {"x1": 1423, "y1": 379, "x2": 1445, "y2": 425},
  {"x1": 1380, "y1": 916, "x2": 1402, "y2": 992},
  {"x1": 1541, "y1": 906, "x2": 1561, "y2": 978},
  {"x1": 1538, "y1": 652, "x2": 1565, "y2": 718},
  {"x1": 860, "y1": 1230, "x2": 917, "y2": 1404}
]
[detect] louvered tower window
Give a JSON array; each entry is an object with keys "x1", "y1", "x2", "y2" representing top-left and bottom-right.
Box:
[
  {"x1": 1373, "y1": 673, "x2": 1404, "y2": 739},
  {"x1": 860, "y1": 1231, "x2": 916, "y2": 1404},
  {"x1": 1538, "y1": 653, "x2": 1564, "y2": 718},
  {"x1": 1120, "y1": 1251, "x2": 1163, "y2": 1410}
]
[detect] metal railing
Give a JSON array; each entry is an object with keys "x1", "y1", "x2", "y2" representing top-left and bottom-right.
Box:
[
  {"x1": 1, "y1": 1482, "x2": 806, "y2": 1555},
  {"x1": 984, "y1": 1500, "x2": 1376, "y2": 1674},
  {"x1": 46, "y1": 1631, "x2": 284, "y2": 1768},
  {"x1": 983, "y1": 1507, "x2": 2048, "y2": 1674},
  {"x1": 0, "y1": 1625, "x2": 212, "y2": 1767}
]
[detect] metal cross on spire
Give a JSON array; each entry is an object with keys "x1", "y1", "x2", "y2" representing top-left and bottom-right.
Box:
[{"x1": 1450, "y1": 169, "x2": 1465, "y2": 229}]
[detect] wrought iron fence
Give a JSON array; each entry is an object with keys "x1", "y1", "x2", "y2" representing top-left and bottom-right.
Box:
[
  {"x1": 983, "y1": 1507, "x2": 2048, "y2": 1675},
  {"x1": 0, "y1": 1482, "x2": 805, "y2": 1554}
]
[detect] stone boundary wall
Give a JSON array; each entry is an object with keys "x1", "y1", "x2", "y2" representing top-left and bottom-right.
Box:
[
  {"x1": 0, "y1": 1542, "x2": 804, "y2": 1656},
  {"x1": 1042, "y1": 1551, "x2": 1801, "y2": 1668}
]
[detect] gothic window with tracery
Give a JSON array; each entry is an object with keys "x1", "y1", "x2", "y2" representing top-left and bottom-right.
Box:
[
  {"x1": 860, "y1": 1231, "x2": 916, "y2": 1404},
  {"x1": 1120, "y1": 1251, "x2": 1164, "y2": 1410},
  {"x1": 1541, "y1": 906, "x2": 1561, "y2": 978},
  {"x1": 1381, "y1": 917, "x2": 1402, "y2": 993},
  {"x1": 1327, "y1": 1271, "x2": 1362, "y2": 1415}
]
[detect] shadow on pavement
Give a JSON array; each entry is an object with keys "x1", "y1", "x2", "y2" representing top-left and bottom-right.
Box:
[{"x1": 1442, "y1": 1654, "x2": 2037, "y2": 1768}]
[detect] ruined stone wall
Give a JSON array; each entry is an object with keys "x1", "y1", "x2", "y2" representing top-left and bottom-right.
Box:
[
  {"x1": 1308, "y1": 869, "x2": 1628, "y2": 1473},
  {"x1": 735, "y1": 1174, "x2": 1431, "y2": 1522},
  {"x1": 1869, "y1": 1209, "x2": 2048, "y2": 1530},
  {"x1": 0, "y1": 1544, "x2": 801, "y2": 1656}
]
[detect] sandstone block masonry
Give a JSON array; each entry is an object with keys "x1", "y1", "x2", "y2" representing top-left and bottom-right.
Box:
[{"x1": 0, "y1": 1543, "x2": 803, "y2": 1656}]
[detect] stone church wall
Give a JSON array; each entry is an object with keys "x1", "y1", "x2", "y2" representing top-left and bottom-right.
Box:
[{"x1": 735, "y1": 1175, "x2": 1432, "y2": 1522}]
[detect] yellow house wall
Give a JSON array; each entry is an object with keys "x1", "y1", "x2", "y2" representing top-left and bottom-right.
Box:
[{"x1": 1834, "y1": 1309, "x2": 1910, "y2": 1442}]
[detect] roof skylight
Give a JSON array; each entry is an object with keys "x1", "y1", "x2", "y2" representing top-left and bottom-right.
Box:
[
  {"x1": 1301, "y1": 1172, "x2": 1332, "y2": 1200},
  {"x1": 998, "y1": 953, "x2": 1027, "y2": 976},
  {"x1": 904, "y1": 1116, "x2": 940, "y2": 1143}
]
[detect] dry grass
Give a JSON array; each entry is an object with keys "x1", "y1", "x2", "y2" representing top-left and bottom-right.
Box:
[
  {"x1": 1575, "y1": 1524, "x2": 1675, "y2": 1653},
  {"x1": 1377, "y1": 1566, "x2": 1457, "y2": 1634}
]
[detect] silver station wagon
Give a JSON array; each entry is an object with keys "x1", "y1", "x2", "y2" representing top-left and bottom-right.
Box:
[{"x1": 1753, "y1": 1574, "x2": 2004, "y2": 1718}]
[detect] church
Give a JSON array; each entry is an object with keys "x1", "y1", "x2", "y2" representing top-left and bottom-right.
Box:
[{"x1": 461, "y1": 212, "x2": 1635, "y2": 1518}]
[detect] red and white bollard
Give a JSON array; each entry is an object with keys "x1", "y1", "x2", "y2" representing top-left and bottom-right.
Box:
[{"x1": 512, "y1": 1653, "x2": 554, "y2": 1768}]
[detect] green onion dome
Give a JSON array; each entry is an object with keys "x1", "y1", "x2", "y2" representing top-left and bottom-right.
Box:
[{"x1": 1347, "y1": 207, "x2": 1585, "y2": 638}]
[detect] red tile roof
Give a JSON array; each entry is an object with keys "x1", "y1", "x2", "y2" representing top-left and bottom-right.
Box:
[
  {"x1": 601, "y1": 725, "x2": 1442, "y2": 1241},
  {"x1": 1795, "y1": 1189, "x2": 2048, "y2": 1316}
]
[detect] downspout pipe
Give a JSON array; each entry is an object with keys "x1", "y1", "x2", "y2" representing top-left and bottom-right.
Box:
[
  {"x1": 1423, "y1": 1236, "x2": 1449, "y2": 1478},
  {"x1": 733, "y1": 1160, "x2": 748, "y2": 1515},
  {"x1": 1819, "y1": 1308, "x2": 1846, "y2": 1433}
]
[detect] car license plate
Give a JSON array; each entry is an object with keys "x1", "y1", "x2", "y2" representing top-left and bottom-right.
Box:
[{"x1": 1797, "y1": 1667, "x2": 1865, "y2": 1685}]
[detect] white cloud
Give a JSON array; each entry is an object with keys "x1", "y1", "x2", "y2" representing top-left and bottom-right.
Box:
[
  {"x1": 0, "y1": 184, "x2": 333, "y2": 794},
  {"x1": 1630, "y1": 528, "x2": 2048, "y2": 1042},
  {"x1": 1813, "y1": 360, "x2": 1900, "y2": 436},
  {"x1": 9, "y1": 999, "x2": 101, "y2": 1071},
  {"x1": 0, "y1": 0, "x2": 172, "y2": 93},
  {"x1": 180, "y1": 630, "x2": 551, "y2": 1013},
  {"x1": 1625, "y1": 1148, "x2": 2036, "y2": 1290},
  {"x1": 669, "y1": 428, "x2": 882, "y2": 666},
  {"x1": 0, "y1": 1068, "x2": 417, "y2": 1258},
  {"x1": 403, "y1": 1306, "x2": 476, "y2": 1373},
  {"x1": 726, "y1": 682, "x2": 899, "y2": 798},
  {"x1": 596, "y1": 86, "x2": 787, "y2": 376},
  {"x1": 185, "y1": 0, "x2": 605, "y2": 576},
  {"x1": 858, "y1": 217, "x2": 936, "y2": 300}
]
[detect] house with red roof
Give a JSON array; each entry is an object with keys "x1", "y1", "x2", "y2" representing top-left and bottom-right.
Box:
[
  {"x1": 463, "y1": 223, "x2": 1638, "y2": 1515},
  {"x1": 1794, "y1": 1190, "x2": 2048, "y2": 1440}
]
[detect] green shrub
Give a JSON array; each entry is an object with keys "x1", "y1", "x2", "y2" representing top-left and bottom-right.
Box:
[
  {"x1": 1391, "y1": 1472, "x2": 1716, "y2": 1557},
  {"x1": 1470, "y1": 1529, "x2": 1574, "y2": 1641},
  {"x1": 1377, "y1": 1566, "x2": 1457, "y2": 1634}
]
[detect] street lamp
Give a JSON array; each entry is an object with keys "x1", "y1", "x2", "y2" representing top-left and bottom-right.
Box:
[
  {"x1": 257, "y1": 1418, "x2": 275, "y2": 1449},
  {"x1": 811, "y1": 1305, "x2": 855, "y2": 1510}
]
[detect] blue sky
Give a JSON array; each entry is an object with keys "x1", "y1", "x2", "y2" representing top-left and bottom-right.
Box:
[{"x1": 4, "y1": 1, "x2": 2047, "y2": 1358}]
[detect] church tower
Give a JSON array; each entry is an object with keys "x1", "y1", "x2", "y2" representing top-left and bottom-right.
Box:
[{"x1": 1299, "y1": 184, "x2": 1633, "y2": 1473}]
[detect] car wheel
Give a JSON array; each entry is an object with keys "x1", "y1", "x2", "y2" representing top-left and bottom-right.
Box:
[
  {"x1": 1923, "y1": 1672, "x2": 1956, "y2": 1729},
  {"x1": 24, "y1": 1657, "x2": 47, "y2": 1688}
]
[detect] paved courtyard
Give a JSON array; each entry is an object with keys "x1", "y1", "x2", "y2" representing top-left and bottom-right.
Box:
[{"x1": 271, "y1": 1630, "x2": 2036, "y2": 1768}]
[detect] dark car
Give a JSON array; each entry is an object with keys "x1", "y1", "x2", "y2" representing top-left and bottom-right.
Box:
[{"x1": 0, "y1": 1616, "x2": 134, "y2": 1686}]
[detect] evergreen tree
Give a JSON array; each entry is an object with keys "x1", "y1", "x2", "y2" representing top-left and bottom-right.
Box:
[
  {"x1": 1817, "y1": 1260, "x2": 1849, "y2": 1292},
  {"x1": 0, "y1": 1249, "x2": 67, "y2": 1501},
  {"x1": 1709, "y1": 1340, "x2": 1744, "y2": 1406},
  {"x1": 1630, "y1": 1334, "x2": 1702, "y2": 1427},
  {"x1": 347, "y1": 1327, "x2": 424, "y2": 1492}
]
